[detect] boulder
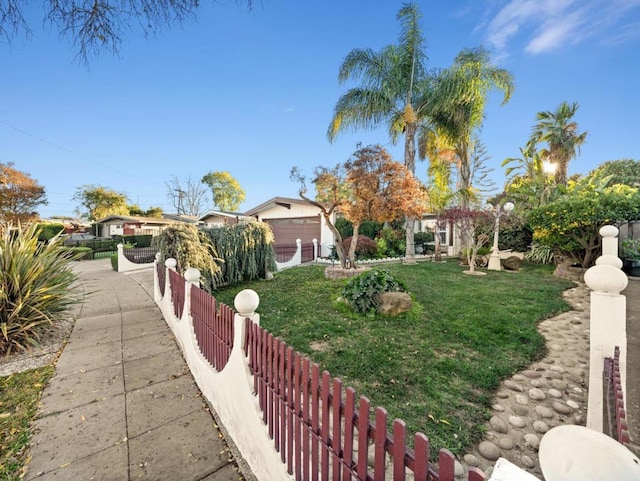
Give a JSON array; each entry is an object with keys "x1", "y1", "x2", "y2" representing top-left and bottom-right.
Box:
[
  {"x1": 376, "y1": 291, "x2": 412, "y2": 316},
  {"x1": 324, "y1": 266, "x2": 370, "y2": 280},
  {"x1": 502, "y1": 256, "x2": 523, "y2": 271}
]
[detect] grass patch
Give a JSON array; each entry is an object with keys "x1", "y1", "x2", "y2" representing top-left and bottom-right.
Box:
[
  {"x1": 214, "y1": 260, "x2": 573, "y2": 455},
  {"x1": 0, "y1": 366, "x2": 54, "y2": 480}
]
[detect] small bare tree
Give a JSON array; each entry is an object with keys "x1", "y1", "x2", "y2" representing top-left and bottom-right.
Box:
[
  {"x1": 165, "y1": 175, "x2": 208, "y2": 217},
  {"x1": 442, "y1": 206, "x2": 492, "y2": 275}
]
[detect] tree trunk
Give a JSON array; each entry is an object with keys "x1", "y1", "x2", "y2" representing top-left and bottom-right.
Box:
[
  {"x1": 434, "y1": 217, "x2": 442, "y2": 261},
  {"x1": 348, "y1": 223, "x2": 360, "y2": 269},
  {"x1": 404, "y1": 122, "x2": 417, "y2": 264},
  {"x1": 322, "y1": 212, "x2": 348, "y2": 268}
]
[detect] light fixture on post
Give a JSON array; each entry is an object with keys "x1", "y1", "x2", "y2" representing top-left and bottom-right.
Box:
[{"x1": 487, "y1": 201, "x2": 514, "y2": 271}]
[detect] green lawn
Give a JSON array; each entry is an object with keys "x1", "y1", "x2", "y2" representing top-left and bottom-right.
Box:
[
  {"x1": 214, "y1": 260, "x2": 573, "y2": 455},
  {"x1": 0, "y1": 366, "x2": 55, "y2": 481}
]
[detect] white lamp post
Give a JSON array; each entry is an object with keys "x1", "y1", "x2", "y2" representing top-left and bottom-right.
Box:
[{"x1": 487, "y1": 201, "x2": 514, "y2": 271}]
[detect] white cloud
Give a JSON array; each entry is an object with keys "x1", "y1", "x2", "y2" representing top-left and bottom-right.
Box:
[{"x1": 480, "y1": 0, "x2": 640, "y2": 58}]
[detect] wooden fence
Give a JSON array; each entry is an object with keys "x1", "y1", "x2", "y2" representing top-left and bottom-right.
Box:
[
  {"x1": 604, "y1": 346, "x2": 630, "y2": 445},
  {"x1": 191, "y1": 285, "x2": 234, "y2": 372},
  {"x1": 274, "y1": 243, "x2": 316, "y2": 264},
  {"x1": 243, "y1": 318, "x2": 484, "y2": 481},
  {"x1": 161, "y1": 266, "x2": 484, "y2": 481},
  {"x1": 157, "y1": 261, "x2": 166, "y2": 297},
  {"x1": 168, "y1": 268, "x2": 185, "y2": 319}
]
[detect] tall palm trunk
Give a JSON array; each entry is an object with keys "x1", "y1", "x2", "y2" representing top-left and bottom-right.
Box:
[{"x1": 404, "y1": 122, "x2": 417, "y2": 264}]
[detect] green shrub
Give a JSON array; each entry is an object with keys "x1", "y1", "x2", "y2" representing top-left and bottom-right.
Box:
[
  {"x1": 335, "y1": 217, "x2": 353, "y2": 239},
  {"x1": 343, "y1": 235, "x2": 378, "y2": 259},
  {"x1": 376, "y1": 227, "x2": 405, "y2": 257},
  {"x1": 621, "y1": 238, "x2": 640, "y2": 260},
  {"x1": 152, "y1": 224, "x2": 221, "y2": 287},
  {"x1": 342, "y1": 269, "x2": 407, "y2": 315},
  {"x1": 59, "y1": 246, "x2": 92, "y2": 260},
  {"x1": 201, "y1": 222, "x2": 277, "y2": 288},
  {"x1": 110, "y1": 253, "x2": 118, "y2": 271},
  {"x1": 34, "y1": 222, "x2": 65, "y2": 242},
  {"x1": 414, "y1": 230, "x2": 434, "y2": 245},
  {"x1": 0, "y1": 224, "x2": 80, "y2": 355},
  {"x1": 154, "y1": 222, "x2": 276, "y2": 292},
  {"x1": 115, "y1": 234, "x2": 152, "y2": 247}
]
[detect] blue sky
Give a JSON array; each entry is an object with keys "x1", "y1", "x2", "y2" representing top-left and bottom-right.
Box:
[{"x1": 1, "y1": 0, "x2": 639, "y2": 219}]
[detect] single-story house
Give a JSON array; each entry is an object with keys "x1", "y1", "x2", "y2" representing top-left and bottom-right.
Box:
[
  {"x1": 95, "y1": 214, "x2": 198, "y2": 238},
  {"x1": 198, "y1": 210, "x2": 254, "y2": 228},
  {"x1": 243, "y1": 196, "x2": 458, "y2": 258},
  {"x1": 244, "y1": 197, "x2": 335, "y2": 257}
]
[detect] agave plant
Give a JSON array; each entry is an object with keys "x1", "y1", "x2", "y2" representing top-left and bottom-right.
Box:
[{"x1": 0, "y1": 224, "x2": 80, "y2": 355}]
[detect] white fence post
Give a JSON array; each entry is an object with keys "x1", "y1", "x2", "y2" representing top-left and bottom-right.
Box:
[
  {"x1": 313, "y1": 238, "x2": 318, "y2": 261},
  {"x1": 274, "y1": 238, "x2": 303, "y2": 270},
  {"x1": 153, "y1": 253, "x2": 162, "y2": 302},
  {"x1": 584, "y1": 225, "x2": 628, "y2": 431}
]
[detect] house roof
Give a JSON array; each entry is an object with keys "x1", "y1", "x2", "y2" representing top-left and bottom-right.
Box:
[
  {"x1": 96, "y1": 214, "x2": 188, "y2": 225},
  {"x1": 244, "y1": 197, "x2": 315, "y2": 217},
  {"x1": 198, "y1": 210, "x2": 251, "y2": 222},
  {"x1": 161, "y1": 214, "x2": 200, "y2": 224}
]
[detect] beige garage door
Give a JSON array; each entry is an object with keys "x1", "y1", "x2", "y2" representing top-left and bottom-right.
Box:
[{"x1": 264, "y1": 217, "x2": 321, "y2": 245}]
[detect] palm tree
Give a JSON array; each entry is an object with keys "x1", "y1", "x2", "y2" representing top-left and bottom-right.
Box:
[
  {"x1": 529, "y1": 101, "x2": 587, "y2": 185},
  {"x1": 327, "y1": 3, "x2": 431, "y2": 263},
  {"x1": 426, "y1": 47, "x2": 514, "y2": 207},
  {"x1": 501, "y1": 145, "x2": 559, "y2": 208},
  {"x1": 502, "y1": 145, "x2": 543, "y2": 188}
]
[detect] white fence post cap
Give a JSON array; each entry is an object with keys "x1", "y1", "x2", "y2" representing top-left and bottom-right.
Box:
[
  {"x1": 184, "y1": 267, "x2": 200, "y2": 282},
  {"x1": 234, "y1": 289, "x2": 260, "y2": 315},
  {"x1": 165, "y1": 258, "x2": 177, "y2": 269}
]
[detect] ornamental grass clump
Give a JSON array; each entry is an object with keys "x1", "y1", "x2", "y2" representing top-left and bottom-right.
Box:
[
  {"x1": 342, "y1": 269, "x2": 407, "y2": 315},
  {"x1": 0, "y1": 224, "x2": 80, "y2": 355}
]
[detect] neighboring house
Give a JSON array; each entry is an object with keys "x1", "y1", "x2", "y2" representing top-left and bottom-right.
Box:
[
  {"x1": 198, "y1": 210, "x2": 253, "y2": 228},
  {"x1": 244, "y1": 197, "x2": 335, "y2": 257},
  {"x1": 95, "y1": 214, "x2": 198, "y2": 238},
  {"x1": 417, "y1": 214, "x2": 456, "y2": 255}
]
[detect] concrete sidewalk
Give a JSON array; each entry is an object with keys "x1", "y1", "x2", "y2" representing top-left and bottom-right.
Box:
[{"x1": 25, "y1": 259, "x2": 244, "y2": 481}]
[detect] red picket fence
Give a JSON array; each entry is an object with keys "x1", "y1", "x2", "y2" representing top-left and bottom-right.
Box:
[
  {"x1": 190, "y1": 285, "x2": 234, "y2": 371},
  {"x1": 243, "y1": 320, "x2": 484, "y2": 481},
  {"x1": 274, "y1": 243, "x2": 299, "y2": 263},
  {"x1": 168, "y1": 268, "x2": 185, "y2": 319},
  {"x1": 157, "y1": 261, "x2": 166, "y2": 297},
  {"x1": 604, "y1": 346, "x2": 630, "y2": 445},
  {"x1": 301, "y1": 243, "x2": 315, "y2": 263}
]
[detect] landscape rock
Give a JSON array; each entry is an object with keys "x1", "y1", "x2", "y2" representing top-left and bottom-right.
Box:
[
  {"x1": 377, "y1": 292, "x2": 412, "y2": 316},
  {"x1": 502, "y1": 256, "x2": 523, "y2": 271},
  {"x1": 478, "y1": 441, "x2": 501, "y2": 461}
]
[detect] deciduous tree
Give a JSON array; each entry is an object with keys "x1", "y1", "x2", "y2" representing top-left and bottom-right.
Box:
[
  {"x1": 128, "y1": 204, "x2": 163, "y2": 218},
  {"x1": 166, "y1": 176, "x2": 208, "y2": 217},
  {"x1": 292, "y1": 144, "x2": 427, "y2": 269},
  {"x1": 291, "y1": 164, "x2": 350, "y2": 268},
  {"x1": 0, "y1": 162, "x2": 47, "y2": 224},
  {"x1": 201, "y1": 171, "x2": 246, "y2": 212},
  {"x1": 73, "y1": 185, "x2": 129, "y2": 221},
  {"x1": 343, "y1": 144, "x2": 426, "y2": 264},
  {"x1": 1, "y1": 0, "x2": 255, "y2": 65}
]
